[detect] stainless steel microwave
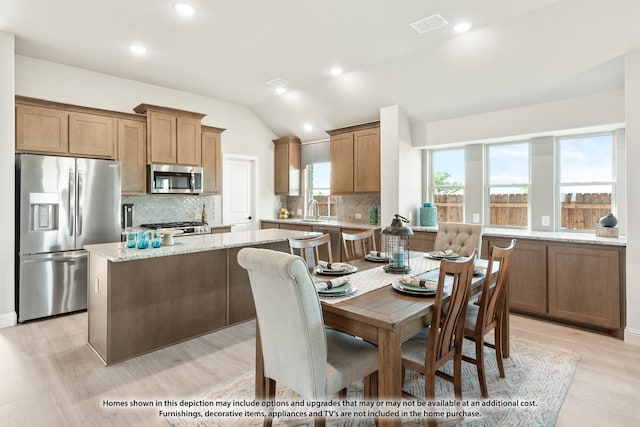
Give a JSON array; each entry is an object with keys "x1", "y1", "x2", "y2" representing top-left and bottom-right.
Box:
[{"x1": 148, "y1": 164, "x2": 204, "y2": 194}]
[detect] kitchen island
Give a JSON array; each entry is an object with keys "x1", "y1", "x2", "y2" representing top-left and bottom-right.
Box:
[{"x1": 85, "y1": 228, "x2": 319, "y2": 365}]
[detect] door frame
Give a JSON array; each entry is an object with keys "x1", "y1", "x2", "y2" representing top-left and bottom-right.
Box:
[{"x1": 223, "y1": 153, "x2": 258, "y2": 230}]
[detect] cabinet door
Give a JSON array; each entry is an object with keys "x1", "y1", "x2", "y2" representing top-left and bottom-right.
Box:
[
  {"x1": 176, "y1": 116, "x2": 202, "y2": 165},
  {"x1": 353, "y1": 127, "x2": 380, "y2": 192},
  {"x1": 410, "y1": 231, "x2": 436, "y2": 253},
  {"x1": 148, "y1": 111, "x2": 177, "y2": 163},
  {"x1": 16, "y1": 104, "x2": 69, "y2": 154},
  {"x1": 274, "y1": 142, "x2": 290, "y2": 195},
  {"x1": 548, "y1": 244, "x2": 621, "y2": 329},
  {"x1": 202, "y1": 130, "x2": 222, "y2": 194},
  {"x1": 490, "y1": 239, "x2": 548, "y2": 315},
  {"x1": 69, "y1": 112, "x2": 115, "y2": 158},
  {"x1": 330, "y1": 133, "x2": 354, "y2": 194},
  {"x1": 117, "y1": 119, "x2": 147, "y2": 194}
]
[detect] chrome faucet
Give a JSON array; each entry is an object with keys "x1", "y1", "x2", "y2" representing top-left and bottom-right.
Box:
[{"x1": 307, "y1": 199, "x2": 320, "y2": 221}]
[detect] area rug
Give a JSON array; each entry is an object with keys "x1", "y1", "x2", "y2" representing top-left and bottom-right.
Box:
[{"x1": 165, "y1": 336, "x2": 580, "y2": 426}]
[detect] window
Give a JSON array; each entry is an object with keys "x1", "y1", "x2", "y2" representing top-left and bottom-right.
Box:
[
  {"x1": 431, "y1": 149, "x2": 464, "y2": 223},
  {"x1": 305, "y1": 162, "x2": 336, "y2": 218},
  {"x1": 487, "y1": 142, "x2": 530, "y2": 227},
  {"x1": 557, "y1": 133, "x2": 614, "y2": 231}
]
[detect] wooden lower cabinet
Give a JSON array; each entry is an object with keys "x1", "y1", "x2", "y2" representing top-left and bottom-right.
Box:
[
  {"x1": 548, "y1": 244, "x2": 622, "y2": 330},
  {"x1": 488, "y1": 238, "x2": 548, "y2": 315},
  {"x1": 279, "y1": 223, "x2": 313, "y2": 232},
  {"x1": 260, "y1": 221, "x2": 281, "y2": 229},
  {"x1": 410, "y1": 231, "x2": 436, "y2": 253}
]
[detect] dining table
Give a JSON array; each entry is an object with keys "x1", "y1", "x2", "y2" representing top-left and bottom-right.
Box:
[{"x1": 254, "y1": 251, "x2": 503, "y2": 427}]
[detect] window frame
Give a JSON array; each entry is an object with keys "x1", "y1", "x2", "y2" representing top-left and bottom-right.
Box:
[
  {"x1": 554, "y1": 131, "x2": 616, "y2": 232},
  {"x1": 430, "y1": 148, "x2": 466, "y2": 223},
  {"x1": 484, "y1": 140, "x2": 531, "y2": 229}
]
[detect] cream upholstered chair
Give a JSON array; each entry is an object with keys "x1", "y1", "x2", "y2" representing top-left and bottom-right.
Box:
[
  {"x1": 434, "y1": 222, "x2": 483, "y2": 257},
  {"x1": 463, "y1": 239, "x2": 516, "y2": 398},
  {"x1": 401, "y1": 250, "x2": 476, "y2": 427},
  {"x1": 237, "y1": 248, "x2": 378, "y2": 427},
  {"x1": 342, "y1": 229, "x2": 377, "y2": 261},
  {"x1": 288, "y1": 233, "x2": 333, "y2": 269}
]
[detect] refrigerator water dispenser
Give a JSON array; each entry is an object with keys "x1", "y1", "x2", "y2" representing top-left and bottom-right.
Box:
[{"x1": 29, "y1": 193, "x2": 59, "y2": 231}]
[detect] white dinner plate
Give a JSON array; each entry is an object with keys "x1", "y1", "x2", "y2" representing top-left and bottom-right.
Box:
[
  {"x1": 425, "y1": 251, "x2": 460, "y2": 260},
  {"x1": 318, "y1": 285, "x2": 357, "y2": 297},
  {"x1": 314, "y1": 265, "x2": 358, "y2": 275},
  {"x1": 391, "y1": 281, "x2": 436, "y2": 297},
  {"x1": 365, "y1": 254, "x2": 388, "y2": 262}
]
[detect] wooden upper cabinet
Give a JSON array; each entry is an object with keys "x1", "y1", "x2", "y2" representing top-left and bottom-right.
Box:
[
  {"x1": 330, "y1": 132, "x2": 354, "y2": 194},
  {"x1": 202, "y1": 126, "x2": 225, "y2": 194},
  {"x1": 273, "y1": 136, "x2": 301, "y2": 196},
  {"x1": 16, "y1": 104, "x2": 69, "y2": 154},
  {"x1": 328, "y1": 121, "x2": 380, "y2": 195},
  {"x1": 69, "y1": 112, "x2": 115, "y2": 158},
  {"x1": 133, "y1": 103, "x2": 206, "y2": 165},
  {"x1": 177, "y1": 116, "x2": 202, "y2": 165},
  {"x1": 117, "y1": 118, "x2": 147, "y2": 195}
]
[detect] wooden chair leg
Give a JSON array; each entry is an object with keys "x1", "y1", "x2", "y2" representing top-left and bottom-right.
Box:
[
  {"x1": 454, "y1": 352, "x2": 463, "y2": 400},
  {"x1": 364, "y1": 371, "x2": 378, "y2": 399},
  {"x1": 313, "y1": 417, "x2": 326, "y2": 426},
  {"x1": 476, "y1": 335, "x2": 489, "y2": 398},
  {"x1": 425, "y1": 371, "x2": 437, "y2": 427},
  {"x1": 263, "y1": 378, "x2": 276, "y2": 427},
  {"x1": 495, "y1": 325, "x2": 505, "y2": 378},
  {"x1": 338, "y1": 388, "x2": 347, "y2": 399}
]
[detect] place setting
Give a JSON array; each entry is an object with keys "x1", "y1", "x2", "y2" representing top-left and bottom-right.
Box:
[
  {"x1": 364, "y1": 250, "x2": 389, "y2": 263},
  {"x1": 424, "y1": 249, "x2": 460, "y2": 260},
  {"x1": 391, "y1": 274, "x2": 439, "y2": 297},
  {"x1": 313, "y1": 260, "x2": 358, "y2": 276},
  {"x1": 313, "y1": 276, "x2": 357, "y2": 298}
]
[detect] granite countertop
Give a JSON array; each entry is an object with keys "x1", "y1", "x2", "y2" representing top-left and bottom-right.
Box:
[
  {"x1": 410, "y1": 225, "x2": 627, "y2": 246},
  {"x1": 86, "y1": 228, "x2": 321, "y2": 262},
  {"x1": 261, "y1": 218, "x2": 381, "y2": 230}
]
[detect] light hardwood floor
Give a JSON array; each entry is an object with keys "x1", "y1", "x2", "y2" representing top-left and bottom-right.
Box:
[{"x1": 0, "y1": 312, "x2": 638, "y2": 426}]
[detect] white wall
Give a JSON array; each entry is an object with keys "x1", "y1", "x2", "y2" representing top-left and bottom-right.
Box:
[
  {"x1": 0, "y1": 33, "x2": 15, "y2": 328},
  {"x1": 15, "y1": 55, "x2": 280, "y2": 228},
  {"x1": 624, "y1": 51, "x2": 640, "y2": 345},
  {"x1": 380, "y1": 105, "x2": 421, "y2": 227},
  {"x1": 412, "y1": 89, "x2": 625, "y2": 148}
]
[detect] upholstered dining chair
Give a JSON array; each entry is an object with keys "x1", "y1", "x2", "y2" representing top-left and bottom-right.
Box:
[
  {"x1": 342, "y1": 229, "x2": 377, "y2": 261},
  {"x1": 433, "y1": 222, "x2": 483, "y2": 257},
  {"x1": 463, "y1": 239, "x2": 516, "y2": 398},
  {"x1": 288, "y1": 233, "x2": 333, "y2": 269},
  {"x1": 400, "y1": 250, "x2": 476, "y2": 427},
  {"x1": 237, "y1": 248, "x2": 378, "y2": 427}
]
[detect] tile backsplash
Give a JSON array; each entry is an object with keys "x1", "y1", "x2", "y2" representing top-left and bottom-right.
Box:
[
  {"x1": 121, "y1": 194, "x2": 217, "y2": 226},
  {"x1": 282, "y1": 194, "x2": 381, "y2": 224}
]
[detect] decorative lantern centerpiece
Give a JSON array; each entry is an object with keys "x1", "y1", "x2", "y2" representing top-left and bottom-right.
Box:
[{"x1": 382, "y1": 214, "x2": 414, "y2": 274}]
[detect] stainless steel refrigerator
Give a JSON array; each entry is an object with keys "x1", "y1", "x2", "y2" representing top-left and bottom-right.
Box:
[{"x1": 16, "y1": 154, "x2": 121, "y2": 322}]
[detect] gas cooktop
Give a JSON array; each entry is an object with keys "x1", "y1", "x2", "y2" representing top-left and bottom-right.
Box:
[{"x1": 140, "y1": 221, "x2": 210, "y2": 235}]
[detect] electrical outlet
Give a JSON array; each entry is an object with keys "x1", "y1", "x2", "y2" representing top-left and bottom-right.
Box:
[
  {"x1": 355, "y1": 213, "x2": 362, "y2": 219},
  {"x1": 472, "y1": 213, "x2": 480, "y2": 223},
  {"x1": 297, "y1": 208, "x2": 302, "y2": 216},
  {"x1": 542, "y1": 215, "x2": 550, "y2": 226}
]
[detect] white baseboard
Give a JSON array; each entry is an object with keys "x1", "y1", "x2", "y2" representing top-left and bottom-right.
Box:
[
  {"x1": 624, "y1": 327, "x2": 640, "y2": 346},
  {"x1": 0, "y1": 311, "x2": 17, "y2": 329}
]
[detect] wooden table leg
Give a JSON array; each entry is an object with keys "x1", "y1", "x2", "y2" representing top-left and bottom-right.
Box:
[
  {"x1": 502, "y1": 284, "x2": 510, "y2": 358},
  {"x1": 377, "y1": 328, "x2": 402, "y2": 427}
]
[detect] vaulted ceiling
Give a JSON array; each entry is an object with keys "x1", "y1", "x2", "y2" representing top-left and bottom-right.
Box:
[{"x1": 1, "y1": 0, "x2": 637, "y2": 141}]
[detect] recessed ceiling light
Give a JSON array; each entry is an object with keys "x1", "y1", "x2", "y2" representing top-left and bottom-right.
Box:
[
  {"x1": 174, "y1": 3, "x2": 196, "y2": 17},
  {"x1": 275, "y1": 86, "x2": 286, "y2": 95},
  {"x1": 453, "y1": 22, "x2": 472, "y2": 33},
  {"x1": 129, "y1": 44, "x2": 147, "y2": 55},
  {"x1": 330, "y1": 67, "x2": 343, "y2": 76},
  {"x1": 304, "y1": 123, "x2": 313, "y2": 132}
]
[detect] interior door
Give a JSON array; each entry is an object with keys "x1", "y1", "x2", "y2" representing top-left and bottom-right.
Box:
[{"x1": 223, "y1": 155, "x2": 255, "y2": 231}]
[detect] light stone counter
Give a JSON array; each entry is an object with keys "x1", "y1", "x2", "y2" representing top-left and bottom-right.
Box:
[
  {"x1": 86, "y1": 228, "x2": 321, "y2": 262},
  {"x1": 261, "y1": 217, "x2": 382, "y2": 230},
  {"x1": 411, "y1": 225, "x2": 627, "y2": 247}
]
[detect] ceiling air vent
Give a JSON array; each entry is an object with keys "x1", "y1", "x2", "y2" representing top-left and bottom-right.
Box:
[
  {"x1": 409, "y1": 13, "x2": 448, "y2": 34},
  {"x1": 265, "y1": 77, "x2": 289, "y2": 87}
]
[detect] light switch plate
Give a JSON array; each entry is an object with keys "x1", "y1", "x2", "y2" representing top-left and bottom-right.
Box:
[
  {"x1": 542, "y1": 215, "x2": 550, "y2": 226},
  {"x1": 355, "y1": 213, "x2": 362, "y2": 219},
  {"x1": 472, "y1": 213, "x2": 480, "y2": 223},
  {"x1": 297, "y1": 208, "x2": 302, "y2": 215}
]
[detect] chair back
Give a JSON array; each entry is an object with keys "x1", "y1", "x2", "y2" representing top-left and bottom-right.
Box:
[
  {"x1": 478, "y1": 239, "x2": 516, "y2": 331},
  {"x1": 237, "y1": 248, "x2": 328, "y2": 399},
  {"x1": 342, "y1": 230, "x2": 377, "y2": 261},
  {"x1": 427, "y1": 250, "x2": 476, "y2": 369},
  {"x1": 288, "y1": 233, "x2": 333, "y2": 269},
  {"x1": 434, "y1": 222, "x2": 483, "y2": 257}
]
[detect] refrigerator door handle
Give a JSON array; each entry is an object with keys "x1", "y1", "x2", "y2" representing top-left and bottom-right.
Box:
[
  {"x1": 77, "y1": 169, "x2": 83, "y2": 236},
  {"x1": 69, "y1": 168, "x2": 75, "y2": 236}
]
